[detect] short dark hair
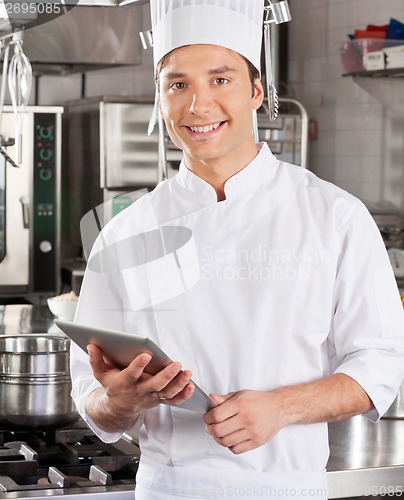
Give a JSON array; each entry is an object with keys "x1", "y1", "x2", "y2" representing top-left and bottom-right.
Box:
[
  {"x1": 155, "y1": 47, "x2": 260, "y2": 97},
  {"x1": 242, "y1": 55, "x2": 260, "y2": 96}
]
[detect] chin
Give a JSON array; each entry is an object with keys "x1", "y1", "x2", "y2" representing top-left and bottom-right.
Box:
[{"x1": 186, "y1": 150, "x2": 222, "y2": 164}]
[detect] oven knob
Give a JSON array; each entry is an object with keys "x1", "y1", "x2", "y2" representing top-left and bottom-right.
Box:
[
  {"x1": 38, "y1": 125, "x2": 54, "y2": 140},
  {"x1": 39, "y1": 168, "x2": 52, "y2": 181},
  {"x1": 39, "y1": 240, "x2": 52, "y2": 253},
  {"x1": 39, "y1": 148, "x2": 53, "y2": 161}
]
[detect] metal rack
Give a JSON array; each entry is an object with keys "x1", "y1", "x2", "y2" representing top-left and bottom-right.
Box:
[{"x1": 257, "y1": 97, "x2": 309, "y2": 169}]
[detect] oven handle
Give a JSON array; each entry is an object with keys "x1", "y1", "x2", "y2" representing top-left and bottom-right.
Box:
[{"x1": 19, "y1": 196, "x2": 29, "y2": 229}]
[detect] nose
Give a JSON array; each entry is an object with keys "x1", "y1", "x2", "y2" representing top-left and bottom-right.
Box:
[{"x1": 189, "y1": 87, "x2": 213, "y2": 115}]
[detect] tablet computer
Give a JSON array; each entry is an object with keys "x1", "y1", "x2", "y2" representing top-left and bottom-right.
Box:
[{"x1": 56, "y1": 319, "x2": 217, "y2": 413}]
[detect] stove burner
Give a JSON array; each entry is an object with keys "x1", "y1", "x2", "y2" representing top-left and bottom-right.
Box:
[{"x1": 0, "y1": 420, "x2": 139, "y2": 495}]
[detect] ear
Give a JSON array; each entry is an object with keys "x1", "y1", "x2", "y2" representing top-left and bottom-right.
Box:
[
  {"x1": 157, "y1": 92, "x2": 167, "y2": 120},
  {"x1": 252, "y1": 78, "x2": 265, "y2": 110}
]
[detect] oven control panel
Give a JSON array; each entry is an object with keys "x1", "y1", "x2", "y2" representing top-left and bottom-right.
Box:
[{"x1": 33, "y1": 113, "x2": 58, "y2": 293}]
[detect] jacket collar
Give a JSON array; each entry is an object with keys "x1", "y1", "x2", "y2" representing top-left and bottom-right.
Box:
[{"x1": 175, "y1": 143, "x2": 278, "y2": 203}]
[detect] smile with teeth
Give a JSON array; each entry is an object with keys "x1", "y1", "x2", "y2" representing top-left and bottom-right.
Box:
[{"x1": 188, "y1": 122, "x2": 223, "y2": 133}]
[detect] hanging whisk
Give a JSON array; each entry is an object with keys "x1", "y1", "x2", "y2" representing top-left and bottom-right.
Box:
[
  {"x1": 8, "y1": 30, "x2": 32, "y2": 166},
  {"x1": 0, "y1": 40, "x2": 11, "y2": 136}
]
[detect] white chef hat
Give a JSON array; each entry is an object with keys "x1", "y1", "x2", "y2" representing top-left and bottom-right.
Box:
[{"x1": 150, "y1": 0, "x2": 265, "y2": 72}]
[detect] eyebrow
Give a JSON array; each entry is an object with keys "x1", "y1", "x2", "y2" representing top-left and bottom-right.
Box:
[
  {"x1": 163, "y1": 66, "x2": 237, "y2": 80},
  {"x1": 208, "y1": 66, "x2": 237, "y2": 75}
]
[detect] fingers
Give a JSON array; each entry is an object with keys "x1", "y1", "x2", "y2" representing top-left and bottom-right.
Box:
[
  {"x1": 87, "y1": 344, "x2": 194, "y2": 409},
  {"x1": 204, "y1": 392, "x2": 242, "y2": 449},
  {"x1": 87, "y1": 344, "x2": 116, "y2": 379},
  {"x1": 204, "y1": 392, "x2": 238, "y2": 425},
  {"x1": 212, "y1": 428, "x2": 251, "y2": 450},
  {"x1": 205, "y1": 413, "x2": 240, "y2": 438},
  {"x1": 206, "y1": 413, "x2": 257, "y2": 455},
  {"x1": 88, "y1": 345, "x2": 153, "y2": 384},
  {"x1": 125, "y1": 356, "x2": 194, "y2": 404},
  {"x1": 149, "y1": 368, "x2": 196, "y2": 406},
  {"x1": 209, "y1": 392, "x2": 236, "y2": 405},
  {"x1": 209, "y1": 393, "x2": 226, "y2": 405},
  {"x1": 204, "y1": 394, "x2": 243, "y2": 446},
  {"x1": 204, "y1": 390, "x2": 280, "y2": 455},
  {"x1": 125, "y1": 353, "x2": 155, "y2": 381},
  {"x1": 161, "y1": 377, "x2": 195, "y2": 405},
  {"x1": 156, "y1": 369, "x2": 192, "y2": 399}
]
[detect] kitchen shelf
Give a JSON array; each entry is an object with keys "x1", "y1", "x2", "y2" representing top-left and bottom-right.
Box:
[
  {"x1": 343, "y1": 67, "x2": 404, "y2": 78},
  {"x1": 341, "y1": 72, "x2": 404, "y2": 119}
]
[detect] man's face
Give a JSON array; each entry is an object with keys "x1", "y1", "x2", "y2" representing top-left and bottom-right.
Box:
[{"x1": 158, "y1": 44, "x2": 264, "y2": 169}]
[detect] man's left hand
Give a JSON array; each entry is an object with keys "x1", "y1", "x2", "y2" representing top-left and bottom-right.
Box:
[
  {"x1": 204, "y1": 374, "x2": 374, "y2": 455},
  {"x1": 203, "y1": 390, "x2": 286, "y2": 455}
]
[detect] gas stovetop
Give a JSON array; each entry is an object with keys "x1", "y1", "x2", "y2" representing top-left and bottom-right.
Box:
[{"x1": 0, "y1": 419, "x2": 139, "y2": 499}]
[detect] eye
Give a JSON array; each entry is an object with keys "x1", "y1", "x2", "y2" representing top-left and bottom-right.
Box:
[
  {"x1": 170, "y1": 82, "x2": 187, "y2": 90},
  {"x1": 212, "y1": 77, "x2": 230, "y2": 85}
]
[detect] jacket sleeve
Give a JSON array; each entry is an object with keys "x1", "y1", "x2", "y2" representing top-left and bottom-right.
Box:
[
  {"x1": 330, "y1": 200, "x2": 404, "y2": 421},
  {"x1": 69, "y1": 230, "x2": 127, "y2": 443}
]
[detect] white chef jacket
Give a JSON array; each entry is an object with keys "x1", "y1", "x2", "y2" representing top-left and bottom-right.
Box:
[{"x1": 70, "y1": 143, "x2": 404, "y2": 500}]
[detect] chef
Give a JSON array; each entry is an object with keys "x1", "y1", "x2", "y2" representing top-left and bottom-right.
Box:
[{"x1": 70, "y1": 0, "x2": 404, "y2": 499}]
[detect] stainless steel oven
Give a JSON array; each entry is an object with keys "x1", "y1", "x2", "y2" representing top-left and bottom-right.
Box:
[
  {"x1": 0, "y1": 105, "x2": 62, "y2": 302},
  {"x1": 61, "y1": 96, "x2": 181, "y2": 272}
]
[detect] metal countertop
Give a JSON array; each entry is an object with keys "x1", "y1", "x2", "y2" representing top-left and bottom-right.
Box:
[
  {"x1": 1, "y1": 305, "x2": 403, "y2": 498},
  {"x1": 327, "y1": 415, "x2": 404, "y2": 498}
]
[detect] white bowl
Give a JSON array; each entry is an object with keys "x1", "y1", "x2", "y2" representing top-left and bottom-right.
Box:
[{"x1": 47, "y1": 298, "x2": 78, "y2": 321}]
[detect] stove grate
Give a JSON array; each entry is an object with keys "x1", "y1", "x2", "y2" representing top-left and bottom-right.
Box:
[{"x1": 0, "y1": 422, "x2": 139, "y2": 495}]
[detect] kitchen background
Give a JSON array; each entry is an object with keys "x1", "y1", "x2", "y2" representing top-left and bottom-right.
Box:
[
  {"x1": 10, "y1": 0, "x2": 404, "y2": 212},
  {"x1": 288, "y1": 0, "x2": 404, "y2": 212},
  {"x1": 0, "y1": 1, "x2": 404, "y2": 498}
]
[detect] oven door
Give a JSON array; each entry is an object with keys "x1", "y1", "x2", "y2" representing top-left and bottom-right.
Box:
[
  {"x1": 101, "y1": 102, "x2": 181, "y2": 189},
  {"x1": 0, "y1": 113, "x2": 32, "y2": 293}
]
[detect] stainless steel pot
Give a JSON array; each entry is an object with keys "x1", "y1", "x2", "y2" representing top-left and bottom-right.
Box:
[{"x1": 0, "y1": 335, "x2": 79, "y2": 429}]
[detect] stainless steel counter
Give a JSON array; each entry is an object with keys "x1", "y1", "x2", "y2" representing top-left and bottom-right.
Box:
[
  {"x1": 1, "y1": 305, "x2": 403, "y2": 498},
  {"x1": 327, "y1": 415, "x2": 404, "y2": 498}
]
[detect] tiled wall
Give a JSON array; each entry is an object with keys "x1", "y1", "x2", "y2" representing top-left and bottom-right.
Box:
[{"x1": 288, "y1": 0, "x2": 404, "y2": 211}]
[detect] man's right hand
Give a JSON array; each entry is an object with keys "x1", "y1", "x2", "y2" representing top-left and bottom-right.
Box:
[{"x1": 85, "y1": 343, "x2": 195, "y2": 433}]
